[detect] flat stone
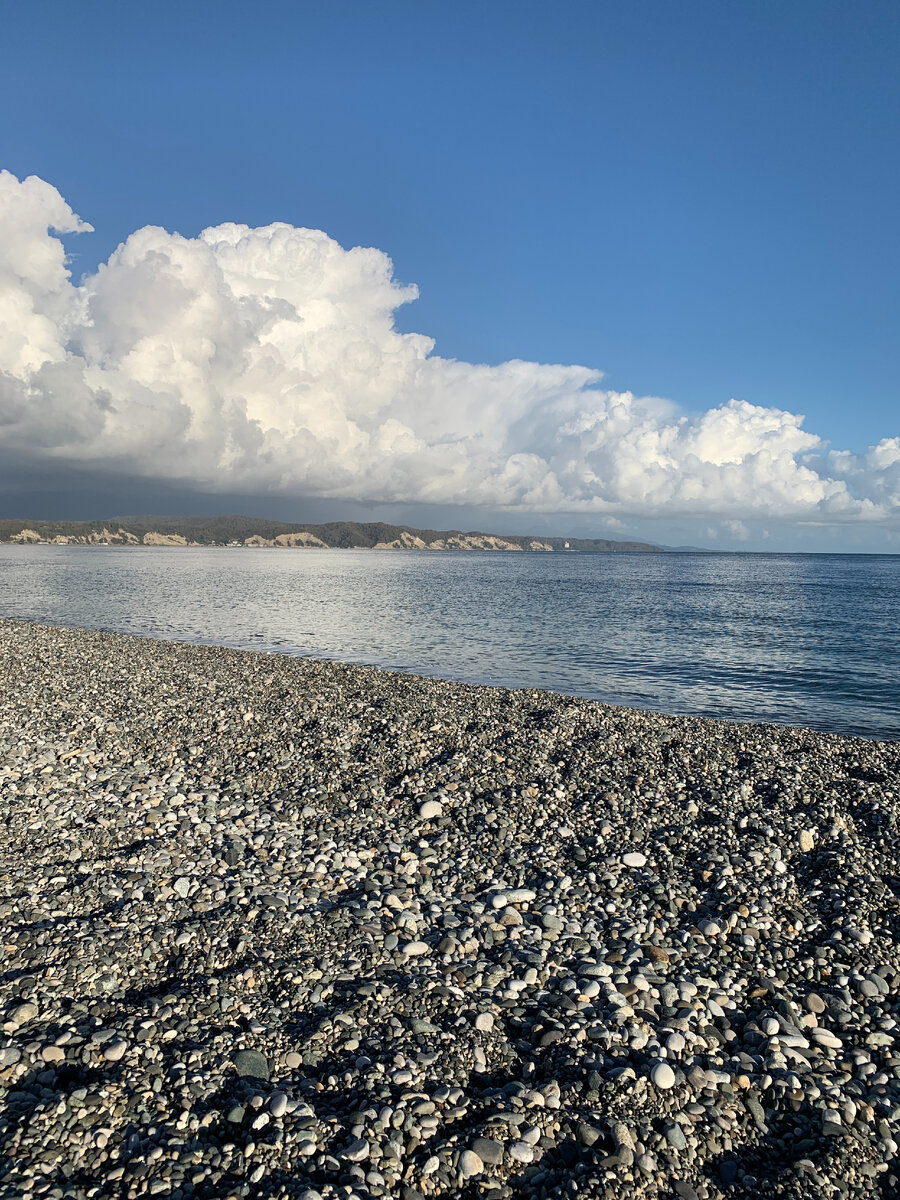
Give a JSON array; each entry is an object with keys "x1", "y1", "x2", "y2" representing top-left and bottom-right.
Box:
[
  {"x1": 674, "y1": 1183, "x2": 699, "y2": 1200},
  {"x1": 9, "y1": 1002, "x2": 38, "y2": 1025},
  {"x1": 609, "y1": 1120, "x2": 635, "y2": 1152},
  {"x1": 664, "y1": 1122, "x2": 688, "y2": 1150},
  {"x1": 491, "y1": 888, "x2": 536, "y2": 908},
  {"x1": 621, "y1": 852, "x2": 647, "y2": 868},
  {"x1": 577, "y1": 1122, "x2": 603, "y2": 1147},
  {"x1": 403, "y1": 941, "x2": 430, "y2": 956},
  {"x1": 471, "y1": 1137, "x2": 503, "y2": 1165},
  {"x1": 234, "y1": 1049, "x2": 270, "y2": 1080}
]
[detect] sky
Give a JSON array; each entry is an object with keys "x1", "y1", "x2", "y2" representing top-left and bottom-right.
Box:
[{"x1": 0, "y1": 0, "x2": 898, "y2": 551}]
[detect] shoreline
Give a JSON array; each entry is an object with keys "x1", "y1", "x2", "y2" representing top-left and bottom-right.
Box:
[{"x1": 1, "y1": 620, "x2": 898, "y2": 1199}]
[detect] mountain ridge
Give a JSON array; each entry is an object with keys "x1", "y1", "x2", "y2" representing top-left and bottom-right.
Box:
[{"x1": 0, "y1": 514, "x2": 665, "y2": 552}]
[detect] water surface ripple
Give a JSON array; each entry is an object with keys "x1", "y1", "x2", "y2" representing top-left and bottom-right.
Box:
[{"x1": 1, "y1": 547, "x2": 896, "y2": 740}]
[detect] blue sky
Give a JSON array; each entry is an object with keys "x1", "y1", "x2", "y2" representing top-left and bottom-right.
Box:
[{"x1": 1, "y1": 0, "x2": 898, "y2": 549}]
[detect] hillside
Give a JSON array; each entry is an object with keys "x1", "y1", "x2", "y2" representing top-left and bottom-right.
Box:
[{"x1": 0, "y1": 514, "x2": 664, "y2": 552}]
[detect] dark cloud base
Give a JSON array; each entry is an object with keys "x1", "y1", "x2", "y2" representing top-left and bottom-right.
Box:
[{"x1": 0, "y1": 454, "x2": 558, "y2": 536}]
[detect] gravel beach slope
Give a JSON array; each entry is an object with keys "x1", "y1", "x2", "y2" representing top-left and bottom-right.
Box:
[{"x1": 1, "y1": 620, "x2": 898, "y2": 1200}]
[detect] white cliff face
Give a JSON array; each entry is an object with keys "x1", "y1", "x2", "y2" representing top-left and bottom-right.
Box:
[
  {"x1": 243, "y1": 532, "x2": 328, "y2": 547},
  {"x1": 2, "y1": 518, "x2": 609, "y2": 551},
  {"x1": 142, "y1": 532, "x2": 190, "y2": 546},
  {"x1": 2, "y1": 527, "x2": 557, "y2": 550},
  {"x1": 373, "y1": 531, "x2": 553, "y2": 551}
]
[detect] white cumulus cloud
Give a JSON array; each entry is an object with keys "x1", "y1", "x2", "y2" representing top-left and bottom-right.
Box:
[{"x1": 0, "y1": 170, "x2": 896, "y2": 525}]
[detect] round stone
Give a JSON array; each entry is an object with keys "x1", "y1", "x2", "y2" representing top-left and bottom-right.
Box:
[
  {"x1": 622, "y1": 852, "x2": 647, "y2": 868},
  {"x1": 418, "y1": 799, "x2": 443, "y2": 820},
  {"x1": 342, "y1": 1138, "x2": 369, "y2": 1162},
  {"x1": 651, "y1": 1061, "x2": 677, "y2": 1089},
  {"x1": 459, "y1": 1149, "x2": 484, "y2": 1177}
]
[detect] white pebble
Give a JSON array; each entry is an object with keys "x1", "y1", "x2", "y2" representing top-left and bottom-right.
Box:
[
  {"x1": 651, "y1": 1061, "x2": 676, "y2": 1089},
  {"x1": 402, "y1": 940, "x2": 430, "y2": 956}
]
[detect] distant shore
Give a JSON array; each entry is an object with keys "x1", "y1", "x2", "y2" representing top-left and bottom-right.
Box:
[
  {"x1": 1, "y1": 619, "x2": 897, "y2": 1200},
  {"x1": 0, "y1": 515, "x2": 669, "y2": 553}
]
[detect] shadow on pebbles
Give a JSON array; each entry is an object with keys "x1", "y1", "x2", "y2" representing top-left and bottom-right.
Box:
[{"x1": 0, "y1": 618, "x2": 899, "y2": 1200}]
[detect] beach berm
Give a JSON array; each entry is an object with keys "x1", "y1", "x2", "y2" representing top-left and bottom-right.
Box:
[{"x1": 0, "y1": 619, "x2": 898, "y2": 1200}]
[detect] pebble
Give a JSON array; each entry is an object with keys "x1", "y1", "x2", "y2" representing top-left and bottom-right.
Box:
[
  {"x1": 402, "y1": 940, "x2": 430, "y2": 956},
  {"x1": 459, "y1": 1149, "x2": 483, "y2": 1177},
  {"x1": 0, "y1": 618, "x2": 897, "y2": 1200},
  {"x1": 621, "y1": 851, "x2": 647, "y2": 868},
  {"x1": 234, "y1": 1049, "x2": 270, "y2": 1079},
  {"x1": 651, "y1": 1061, "x2": 677, "y2": 1090},
  {"x1": 490, "y1": 887, "x2": 536, "y2": 908},
  {"x1": 471, "y1": 1136, "x2": 503, "y2": 1165},
  {"x1": 341, "y1": 1138, "x2": 369, "y2": 1162},
  {"x1": 8, "y1": 1002, "x2": 38, "y2": 1025}
]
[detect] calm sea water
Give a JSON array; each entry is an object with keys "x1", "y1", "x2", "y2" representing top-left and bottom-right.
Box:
[{"x1": 0, "y1": 546, "x2": 897, "y2": 740}]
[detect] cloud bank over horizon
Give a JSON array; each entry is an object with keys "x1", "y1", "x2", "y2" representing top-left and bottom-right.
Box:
[{"x1": 1, "y1": 171, "x2": 897, "y2": 531}]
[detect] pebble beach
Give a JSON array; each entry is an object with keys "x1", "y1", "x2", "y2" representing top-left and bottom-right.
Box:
[{"x1": 1, "y1": 619, "x2": 898, "y2": 1200}]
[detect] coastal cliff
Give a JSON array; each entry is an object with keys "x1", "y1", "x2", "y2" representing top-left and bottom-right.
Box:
[{"x1": 0, "y1": 516, "x2": 663, "y2": 553}]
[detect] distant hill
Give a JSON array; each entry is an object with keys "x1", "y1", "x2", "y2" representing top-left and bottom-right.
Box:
[{"x1": 0, "y1": 514, "x2": 666, "y2": 553}]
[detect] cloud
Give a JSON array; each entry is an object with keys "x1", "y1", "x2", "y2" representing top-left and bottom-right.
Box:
[{"x1": 1, "y1": 170, "x2": 897, "y2": 525}]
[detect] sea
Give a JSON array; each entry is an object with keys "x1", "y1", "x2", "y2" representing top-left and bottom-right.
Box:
[{"x1": 1, "y1": 545, "x2": 897, "y2": 741}]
